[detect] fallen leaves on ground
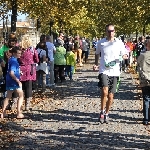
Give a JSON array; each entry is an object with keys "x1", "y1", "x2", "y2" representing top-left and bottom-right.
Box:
[
  {"x1": 128, "y1": 67, "x2": 137, "y2": 75},
  {"x1": 0, "y1": 120, "x2": 12, "y2": 149},
  {"x1": 31, "y1": 89, "x2": 59, "y2": 106}
]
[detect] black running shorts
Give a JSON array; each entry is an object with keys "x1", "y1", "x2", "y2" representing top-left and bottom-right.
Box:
[{"x1": 98, "y1": 73, "x2": 119, "y2": 93}]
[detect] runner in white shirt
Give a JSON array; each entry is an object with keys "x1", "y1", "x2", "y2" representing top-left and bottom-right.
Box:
[{"x1": 93, "y1": 24, "x2": 128, "y2": 123}]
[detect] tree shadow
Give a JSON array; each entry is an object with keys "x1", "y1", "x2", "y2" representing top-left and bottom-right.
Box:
[
  {"x1": 75, "y1": 68, "x2": 96, "y2": 73},
  {"x1": 112, "y1": 109, "x2": 142, "y2": 114},
  {"x1": 116, "y1": 89, "x2": 137, "y2": 100},
  {"x1": 23, "y1": 109, "x2": 142, "y2": 126},
  {"x1": 32, "y1": 72, "x2": 139, "y2": 104},
  {"x1": 25, "y1": 109, "x2": 99, "y2": 123},
  {"x1": 3, "y1": 120, "x2": 150, "y2": 150},
  {"x1": 33, "y1": 79, "x2": 100, "y2": 100},
  {"x1": 1, "y1": 51, "x2": 145, "y2": 149}
]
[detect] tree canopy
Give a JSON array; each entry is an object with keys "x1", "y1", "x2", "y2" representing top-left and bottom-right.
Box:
[{"x1": 0, "y1": 0, "x2": 150, "y2": 37}]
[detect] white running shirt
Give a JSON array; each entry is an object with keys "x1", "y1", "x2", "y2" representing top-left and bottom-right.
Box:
[{"x1": 96, "y1": 38, "x2": 127, "y2": 76}]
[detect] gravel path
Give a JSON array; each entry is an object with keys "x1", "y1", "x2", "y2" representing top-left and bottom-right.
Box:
[{"x1": 2, "y1": 51, "x2": 150, "y2": 150}]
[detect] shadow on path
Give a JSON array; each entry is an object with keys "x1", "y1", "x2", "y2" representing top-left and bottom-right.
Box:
[{"x1": 3, "y1": 119, "x2": 150, "y2": 150}]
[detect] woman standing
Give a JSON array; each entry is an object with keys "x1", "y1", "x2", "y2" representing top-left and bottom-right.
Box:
[{"x1": 19, "y1": 35, "x2": 39, "y2": 111}]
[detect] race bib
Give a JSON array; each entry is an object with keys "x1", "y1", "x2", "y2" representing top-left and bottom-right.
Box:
[{"x1": 105, "y1": 61, "x2": 116, "y2": 68}]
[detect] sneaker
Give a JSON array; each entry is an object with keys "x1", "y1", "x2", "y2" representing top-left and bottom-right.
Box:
[
  {"x1": 98, "y1": 111, "x2": 104, "y2": 123},
  {"x1": 104, "y1": 114, "x2": 109, "y2": 124}
]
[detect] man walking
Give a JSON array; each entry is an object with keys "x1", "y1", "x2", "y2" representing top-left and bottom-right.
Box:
[
  {"x1": 94, "y1": 24, "x2": 128, "y2": 123},
  {"x1": 46, "y1": 35, "x2": 56, "y2": 86}
]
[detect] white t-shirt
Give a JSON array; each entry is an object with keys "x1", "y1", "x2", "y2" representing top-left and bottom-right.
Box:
[
  {"x1": 96, "y1": 38, "x2": 127, "y2": 76},
  {"x1": 46, "y1": 42, "x2": 56, "y2": 61}
]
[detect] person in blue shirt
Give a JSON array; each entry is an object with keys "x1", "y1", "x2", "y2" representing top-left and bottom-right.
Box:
[{"x1": 1, "y1": 46, "x2": 24, "y2": 119}]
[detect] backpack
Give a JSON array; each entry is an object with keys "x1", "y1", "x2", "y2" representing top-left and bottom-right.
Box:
[
  {"x1": 38, "y1": 49, "x2": 43, "y2": 65},
  {"x1": 136, "y1": 42, "x2": 145, "y2": 56}
]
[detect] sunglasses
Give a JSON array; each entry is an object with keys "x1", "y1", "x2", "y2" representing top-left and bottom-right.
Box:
[{"x1": 107, "y1": 30, "x2": 115, "y2": 33}]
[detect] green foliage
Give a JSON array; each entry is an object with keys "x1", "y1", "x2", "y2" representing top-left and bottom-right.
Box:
[{"x1": 1, "y1": 0, "x2": 150, "y2": 37}]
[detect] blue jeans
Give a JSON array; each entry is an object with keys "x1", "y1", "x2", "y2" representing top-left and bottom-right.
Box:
[
  {"x1": 65, "y1": 66, "x2": 74, "y2": 80},
  {"x1": 46, "y1": 61, "x2": 54, "y2": 85},
  {"x1": 36, "y1": 70, "x2": 46, "y2": 90}
]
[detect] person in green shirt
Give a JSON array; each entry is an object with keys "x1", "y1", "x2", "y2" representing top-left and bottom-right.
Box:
[
  {"x1": 54, "y1": 40, "x2": 66, "y2": 83},
  {"x1": 65, "y1": 48, "x2": 76, "y2": 80},
  {"x1": 0, "y1": 33, "x2": 17, "y2": 60},
  {"x1": 0, "y1": 44, "x2": 9, "y2": 60}
]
